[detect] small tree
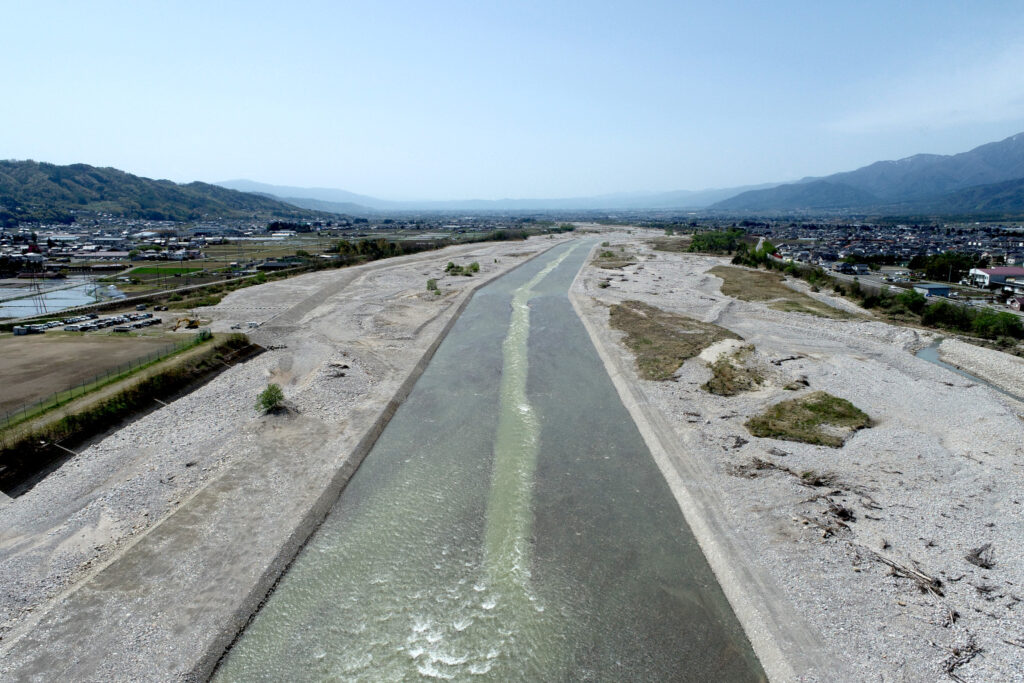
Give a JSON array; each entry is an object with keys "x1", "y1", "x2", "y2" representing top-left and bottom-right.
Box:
[{"x1": 257, "y1": 383, "x2": 285, "y2": 412}]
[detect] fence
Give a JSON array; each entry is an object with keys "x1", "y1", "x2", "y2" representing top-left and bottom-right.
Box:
[{"x1": 0, "y1": 331, "x2": 211, "y2": 431}]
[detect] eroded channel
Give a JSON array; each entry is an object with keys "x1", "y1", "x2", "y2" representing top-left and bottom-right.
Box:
[{"x1": 214, "y1": 240, "x2": 765, "y2": 681}]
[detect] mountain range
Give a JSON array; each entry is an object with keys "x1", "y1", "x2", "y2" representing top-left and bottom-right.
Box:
[
  {"x1": 0, "y1": 161, "x2": 320, "y2": 226},
  {"x1": 6, "y1": 131, "x2": 1024, "y2": 224},
  {"x1": 215, "y1": 179, "x2": 780, "y2": 213},
  {"x1": 712, "y1": 132, "x2": 1024, "y2": 214},
  {"x1": 220, "y1": 132, "x2": 1024, "y2": 216}
]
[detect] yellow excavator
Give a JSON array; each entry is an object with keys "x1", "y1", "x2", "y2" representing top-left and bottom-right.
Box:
[{"x1": 173, "y1": 316, "x2": 200, "y2": 330}]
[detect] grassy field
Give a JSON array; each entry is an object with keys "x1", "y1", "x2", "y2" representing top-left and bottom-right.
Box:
[
  {"x1": 110, "y1": 237, "x2": 338, "y2": 290},
  {"x1": 0, "y1": 334, "x2": 181, "y2": 413},
  {"x1": 709, "y1": 265, "x2": 855, "y2": 319},
  {"x1": 745, "y1": 391, "x2": 871, "y2": 447},
  {"x1": 127, "y1": 266, "x2": 204, "y2": 276},
  {"x1": 609, "y1": 299, "x2": 740, "y2": 380}
]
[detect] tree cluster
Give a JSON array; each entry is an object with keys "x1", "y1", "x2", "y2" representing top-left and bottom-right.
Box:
[
  {"x1": 907, "y1": 252, "x2": 987, "y2": 282},
  {"x1": 689, "y1": 229, "x2": 747, "y2": 254}
]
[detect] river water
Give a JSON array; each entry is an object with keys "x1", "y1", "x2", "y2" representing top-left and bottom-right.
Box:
[
  {"x1": 214, "y1": 240, "x2": 765, "y2": 681},
  {"x1": 916, "y1": 340, "x2": 1024, "y2": 403}
]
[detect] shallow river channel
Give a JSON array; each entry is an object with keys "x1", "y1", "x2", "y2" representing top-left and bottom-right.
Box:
[{"x1": 214, "y1": 240, "x2": 765, "y2": 681}]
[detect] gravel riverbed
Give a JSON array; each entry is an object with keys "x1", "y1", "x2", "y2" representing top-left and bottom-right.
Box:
[{"x1": 573, "y1": 230, "x2": 1024, "y2": 682}]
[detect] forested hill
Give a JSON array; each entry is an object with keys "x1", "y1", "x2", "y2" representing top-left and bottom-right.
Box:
[{"x1": 0, "y1": 160, "x2": 320, "y2": 225}]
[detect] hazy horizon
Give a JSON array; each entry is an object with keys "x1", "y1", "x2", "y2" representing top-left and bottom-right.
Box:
[{"x1": 5, "y1": 1, "x2": 1024, "y2": 201}]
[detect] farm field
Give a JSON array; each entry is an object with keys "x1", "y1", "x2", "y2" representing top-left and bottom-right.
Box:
[
  {"x1": 0, "y1": 334, "x2": 179, "y2": 413},
  {"x1": 128, "y1": 267, "x2": 203, "y2": 276}
]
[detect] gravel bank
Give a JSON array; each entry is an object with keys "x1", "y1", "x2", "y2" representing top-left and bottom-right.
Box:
[
  {"x1": 0, "y1": 236, "x2": 569, "y2": 680},
  {"x1": 939, "y1": 337, "x2": 1024, "y2": 401},
  {"x1": 573, "y1": 231, "x2": 1024, "y2": 682}
]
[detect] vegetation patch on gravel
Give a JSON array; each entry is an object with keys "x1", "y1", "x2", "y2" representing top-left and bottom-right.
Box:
[
  {"x1": 609, "y1": 299, "x2": 739, "y2": 380},
  {"x1": 703, "y1": 345, "x2": 763, "y2": 395},
  {"x1": 649, "y1": 236, "x2": 692, "y2": 253},
  {"x1": 745, "y1": 390, "x2": 871, "y2": 447},
  {"x1": 593, "y1": 245, "x2": 638, "y2": 269},
  {"x1": 709, "y1": 265, "x2": 854, "y2": 319}
]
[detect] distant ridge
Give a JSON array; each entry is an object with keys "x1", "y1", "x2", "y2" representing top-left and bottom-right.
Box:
[
  {"x1": 885, "y1": 177, "x2": 1024, "y2": 215},
  {"x1": 712, "y1": 132, "x2": 1024, "y2": 214},
  {"x1": 0, "y1": 160, "x2": 325, "y2": 225},
  {"x1": 708, "y1": 181, "x2": 880, "y2": 211}
]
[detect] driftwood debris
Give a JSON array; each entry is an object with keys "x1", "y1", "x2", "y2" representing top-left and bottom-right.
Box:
[
  {"x1": 933, "y1": 636, "x2": 981, "y2": 682},
  {"x1": 863, "y1": 548, "x2": 944, "y2": 597},
  {"x1": 965, "y1": 543, "x2": 996, "y2": 569}
]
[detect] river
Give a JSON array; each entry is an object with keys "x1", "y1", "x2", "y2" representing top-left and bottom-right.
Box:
[{"x1": 213, "y1": 239, "x2": 765, "y2": 681}]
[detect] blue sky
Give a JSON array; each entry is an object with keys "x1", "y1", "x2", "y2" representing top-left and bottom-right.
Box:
[{"x1": 5, "y1": 1, "x2": 1024, "y2": 199}]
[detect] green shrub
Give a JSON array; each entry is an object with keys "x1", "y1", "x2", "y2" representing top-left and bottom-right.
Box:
[
  {"x1": 426, "y1": 278, "x2": 438, "y2": 292},
  {"x1": 895, "y1": 289, "x2": 927, "y2": 314},
  {"x1": 921, "y1": 300, "x2": 973, "y2": 331},
  {"x1": 257, "y1": 383, "x2": 285, "y2": 412}
]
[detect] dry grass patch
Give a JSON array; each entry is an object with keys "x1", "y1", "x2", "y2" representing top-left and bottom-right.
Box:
[
  {"x1": 709, "y1": 265, "x2": 854, "y2": 319},
  {"x1": 745, "y1": 390, "x2": 871, "y2": 447},
  {"x1": 593, "y1": 245, "x2": 638, "y2": 269},
  {"x1": 649, "y1": 236, "x2": 692, "y2": 253},
  {"x1": 703, "y1": 345, "x2": 763, "y2": 395},
  {"x1": 609, "y1": 300, "x2": 740, "y2": 380}
]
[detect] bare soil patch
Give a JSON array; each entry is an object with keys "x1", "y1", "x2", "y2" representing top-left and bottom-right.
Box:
[
  {"x1": 0, "y1": 334, "x2": 179, "y2": 412},
  {"x1": 608, "y1": 299, "x2": 739, "y2": 380}
]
